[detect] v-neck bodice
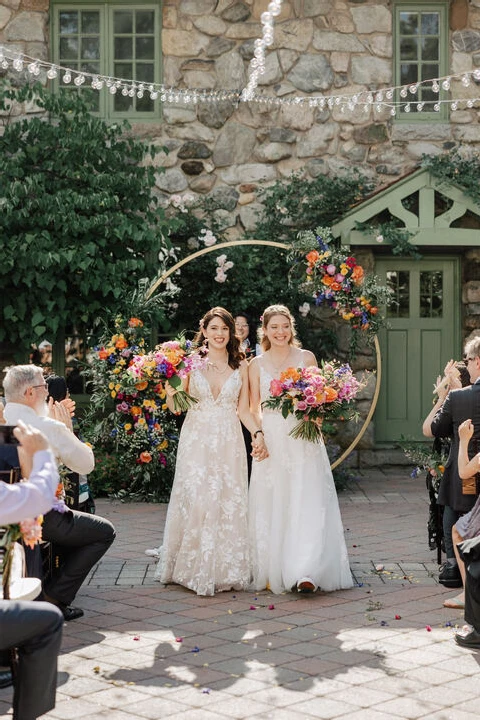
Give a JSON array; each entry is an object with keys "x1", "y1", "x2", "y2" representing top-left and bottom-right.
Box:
[{"x1": 189, "y1": 368, "x2": 242, "y2": 409}]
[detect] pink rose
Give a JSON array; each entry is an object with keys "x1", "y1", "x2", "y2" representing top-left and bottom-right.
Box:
[
  {"x1": 270, "y1": 379, "x2": 284, "y2": 397},
  {"x1": 335, "y1": 274, "x2": 344, "y2": 283},
  {"x1": 296, "y1": 400, "x2": 308, "y2": 411},
  {"x1": 326, "y1": 264, "x2": 336, "y2": 275},
  {"x1": 306, "y1": 395, "x2": 318, "y2": 405}
]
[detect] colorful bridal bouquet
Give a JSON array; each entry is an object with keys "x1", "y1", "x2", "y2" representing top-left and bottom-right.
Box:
[
  {"x1": 263, "y1": 361, "x2": 363, "y2": 443},
  {"x1": 126, "y1": 338, "x2": 206, "y2": 413}
]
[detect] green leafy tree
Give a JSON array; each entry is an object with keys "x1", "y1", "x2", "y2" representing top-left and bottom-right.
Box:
[{"x1": 0, "y1": 82, "x2": 175, "y2": 356}]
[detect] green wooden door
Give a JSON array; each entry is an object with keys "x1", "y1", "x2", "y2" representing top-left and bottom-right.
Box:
[{"x1": 375, "y1": 257, "x2": 460, "y2": 442}]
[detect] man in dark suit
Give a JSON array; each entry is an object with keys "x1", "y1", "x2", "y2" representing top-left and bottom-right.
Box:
[
  {"x1": 455, "y1": 535, "x2": 480, "y2": 648},
  {"x1": 428, "y1": 339, "x2": 480, "y2": 587}
]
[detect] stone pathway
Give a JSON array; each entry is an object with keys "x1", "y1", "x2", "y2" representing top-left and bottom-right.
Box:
[{"x1": 2, "y1": 469, "x2": 479, "y2": 720}]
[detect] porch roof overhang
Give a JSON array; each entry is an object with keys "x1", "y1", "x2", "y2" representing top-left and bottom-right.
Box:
[{"x1": 331, "y1": 167, "x2": 480, "y2": 247}]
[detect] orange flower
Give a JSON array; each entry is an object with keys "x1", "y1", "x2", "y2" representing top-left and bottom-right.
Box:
[
  {"x1": 280, "y1": 367, "x2": 301, "y2": 383},
  {"x1": 351, "y1": 266, "x2": 364, "y2": 284},
  {"x1": 139, "y1": 451, "x2": 152, "y2": 463},
  {"x1": 306, "y1": 250, "x2": 320, "y2": 265},
  {"x1": 135, "y1": 381, "x2": 149, "y2": 391},
  {"x1": 370, "y1": 306, "x2": 378, "y2": 315},
  {"x1": 115, "y1": 337, "x2": 128, "y2": 350},
  {"x1": 330, "y1": 281, "x2": 342, "y2": 292},
  {"x1": 324, "y1": 386, "x2": 338, "y2": 402},
  {"x1": 130, "y1": 406, "x2": 142, "y2": 416},
  {"x1": 128, "y1": 317, "x2": 144, "y2": 328},
  {"x1": 322, "y1": 275, "x2": 334, "y2": 286},
  {"x1": 98, "y1": 348, "x2": 108, "y2": 360}
]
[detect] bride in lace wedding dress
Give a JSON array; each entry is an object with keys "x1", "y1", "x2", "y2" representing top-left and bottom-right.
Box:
[
  {"x1": 152, "y1": 307, "x2": 268, "y2": 596},
  {"x1": 248, "y1": 305, "x2": 353, "y2": 595}
]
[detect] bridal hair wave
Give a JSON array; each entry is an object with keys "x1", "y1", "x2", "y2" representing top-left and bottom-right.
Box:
[
  {"x1": 259, "y1": 305, "x2": 301, "y2": 352},
  {"x1": 194, "y1": 307, "x2": 245, "y2": 369}
]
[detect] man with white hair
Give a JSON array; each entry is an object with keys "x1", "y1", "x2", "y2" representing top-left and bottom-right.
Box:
[{"x1": 3, "y1": 365, "x2": 115, "y2": 621}]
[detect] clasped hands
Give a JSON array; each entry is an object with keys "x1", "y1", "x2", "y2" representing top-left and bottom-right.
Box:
[
  {"x1": 433, "y1": 359, "x2": 462, "y2": 401},
  {"x1": 251, "y1": 435, "x2": 269, "y2": 462}
]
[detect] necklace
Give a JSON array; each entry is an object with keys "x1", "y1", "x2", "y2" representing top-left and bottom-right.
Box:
[
  {"x1": 269, "y1": 347, "x2": 292, "y2": 372},
  {"x1": 207, "y1": 359, "x2": 230, "y2": 374}
]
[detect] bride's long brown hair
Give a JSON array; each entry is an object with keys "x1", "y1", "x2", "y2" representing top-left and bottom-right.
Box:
[{"x1": 194, "y1": 307, "x2": 245, "y2": 369}]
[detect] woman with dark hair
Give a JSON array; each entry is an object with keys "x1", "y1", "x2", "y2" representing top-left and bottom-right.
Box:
[
  {"x1": 154, "y1": 307, "x2": 267, "y2": 596},
  {"x1": 234, "y1": 313, "x2": 257, "y2": 360}
]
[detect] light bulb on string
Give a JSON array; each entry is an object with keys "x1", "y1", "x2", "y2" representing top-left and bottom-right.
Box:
[
  {"x1": 404, "y1": 103, "x2": 411, "y2": 113},
  {"x1": 74, "y1": 74, "x2": 85, "y2": 86},
  {"x1": 63, "y1": 71, "x2": 71, "y2": 83},
  {"x1": 417, "y1": 101, "x2": 424, "y2": 111},
  {"x1": 451, "y1": 101, "x2": 458, "y2": 111},
  {"x1": 432, "y1": 80, "x2": 440, "y2": 93},
  {"x1": 13, "y1": 57, "x2": 23, "y2": 72},
  {"x1": 400, "y1": 86, "x2": 408, "y2": 98},
  {"x1": 390, "y1": 107, "x2": 396, "y2": 116},
  {"x1": 434, "y1": 102, "x2": 440, "y2": 111},
  {"x1": 409, "y1": 84, "x2": 418, "y2": 94},
  {"x1": 467, "y1": 98, "x2": 474, "y2": 108},
  {"x1": 109, "y1": 85, "x2": 117, "y2": 95},
  {"x1": 462, "y1": 75, "x2": 470, "y2": 87},
  {"x1": 441, "y1": 78, "x2": 450, "y2": 90},
  {"x1": 386, "y1": 89, "x2": 393, "y2": 100},
  {"x1": 1, "y1": 59, "x2": 8, "y2": 69},
  {"x1": 121, "y1": 86, "x2": 129, "y2": 96},
  {"x1": 47, "y1": 65, "x2": 58, "y2": 79}
]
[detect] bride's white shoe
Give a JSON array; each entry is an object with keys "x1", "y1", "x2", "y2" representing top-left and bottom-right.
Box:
[{"x1": 145, "y1": 548, "x2": 160, "y2": 558}]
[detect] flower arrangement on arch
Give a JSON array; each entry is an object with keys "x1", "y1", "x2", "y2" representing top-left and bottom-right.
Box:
[
  {"x1": 262, "y1": 361, "x2": 364, "y2": 443},
  {"x1": 289, "y1": 226, "x2": 391, "y2": 349},
  {"x1": 83, "y1": 316, "x2": 181, "y2": 501}
]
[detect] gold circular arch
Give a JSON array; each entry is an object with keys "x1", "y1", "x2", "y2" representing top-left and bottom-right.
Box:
[{"x1": 147, "y1": 239, "x2": 381, "y2": 470}]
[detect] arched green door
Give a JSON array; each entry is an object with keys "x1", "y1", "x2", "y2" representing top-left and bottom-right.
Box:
[{"x1": 375, "y1": 256, "x2": 460, "y2": 442}]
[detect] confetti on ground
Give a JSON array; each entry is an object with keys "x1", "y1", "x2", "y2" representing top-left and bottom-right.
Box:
[
  {"x1": 202, "y1": 688, "x2": 211, "y2": 694},
  {"x1": 228, "y1": 610, "x2": 232, "y2": 614},
  {"x1": 191, "y1": 646, "x2": 200, "y2": 653},
  {"x1": 93, "y1": 667, "x2": 100, "y2": 674},
  {"x1": 249, "y1": 605, "x2": 257, "y2": 610},
  {"x1": 375, "y1": 564, "x2": 384, "y2": 571},
  {"x1": 268, "y1": 605, "x2": 275, "y2": 610},
  {"x1": 175, "y1": 637, "x2": 183, "y2": 643},
  {"x1": 426, "y1": 625, "x2": 432, "y2": 632},
  {"x1": 133, "y1": 636, "x2": 140, "y2": 641},
  {"x1": 380, "y1": 620, "x2": 388, "y2": 626},
  {"x1": 395, "y1": 615, "x2": 401, "y2": 620}
]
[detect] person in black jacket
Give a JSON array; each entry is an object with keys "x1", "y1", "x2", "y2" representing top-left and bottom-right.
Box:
[{"x1": 423, "y1": 342, "x2": 480, "y2": 588}]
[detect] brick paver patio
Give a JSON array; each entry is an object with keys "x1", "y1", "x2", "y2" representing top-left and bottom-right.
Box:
[{"x1": 2, "y1": 468, "x2": 479, "y2": 719}]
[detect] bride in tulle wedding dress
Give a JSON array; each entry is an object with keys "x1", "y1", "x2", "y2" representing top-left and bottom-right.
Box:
[
  {"x1": 248, "y1": 305, "x2": 353, "y2": 595},
  {"x1": 147, "y1": 307, "x2": 267, "y2": 596}
]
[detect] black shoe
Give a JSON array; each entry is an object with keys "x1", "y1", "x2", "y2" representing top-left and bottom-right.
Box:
[
  {"x1": 0, "y1": 669, "x2": 13, "y2": 689},
  {"x1": 61, "y1": 606, "x2": 84, "y2": 622},
  {"x1": 438, "y1": 563, "x2": 462, "y2": 588},
  {"x1": 455, "y1": 628, "x2": 480, "y2": 648}
]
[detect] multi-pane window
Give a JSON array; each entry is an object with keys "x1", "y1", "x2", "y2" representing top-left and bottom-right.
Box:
[
  {"x1": 51, "y1": 2, "x2": 161, "y2": 119},
  {"x1": 394, "y1": 2, "x2": 448, "y2": 120}
]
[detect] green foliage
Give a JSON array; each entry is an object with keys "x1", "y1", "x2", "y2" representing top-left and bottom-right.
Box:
[
  {"x1": 355, "y1": 220, "x2": 421, "y2": 259},
  {"x1": 0, "y1": 81, "x2": 176, "y2": 355},
  {"x1": 422, "y1": 150, "x2": 480, "y2": 205},
  {"x1": 253, "y1": 171, "x2": 375, "y2": 244},
  {"x1": 397, "y1": 436, "x2": 447, "y2": 482}
]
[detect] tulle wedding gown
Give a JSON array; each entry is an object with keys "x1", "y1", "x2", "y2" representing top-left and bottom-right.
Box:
[
  {"x1": 156, "y1": 368, "x2": 250, "y2": 596},
  {"x1": 249, "y1": 363, "x2": 353, "y2": 594}
]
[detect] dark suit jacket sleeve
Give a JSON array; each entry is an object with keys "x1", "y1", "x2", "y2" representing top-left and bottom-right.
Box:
[{"x1": 431, "y1": 392, "x2": 453, "y2": 439}]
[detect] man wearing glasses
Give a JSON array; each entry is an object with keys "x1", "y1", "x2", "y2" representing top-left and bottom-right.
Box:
[
  {"x1": 426, "y1": 340, "x2": 480, "y2": 591},
  {"x1": 3, "y1": 365, "x2": 115, "y2": 621}
]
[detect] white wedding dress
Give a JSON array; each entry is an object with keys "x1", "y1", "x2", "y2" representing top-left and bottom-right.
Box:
[
  {"x1": 249, "y1": 362, "x2": 353, "y2": 594},
  {"x1": 157, "y1": 368, "x2": 250, "y2": 596}
]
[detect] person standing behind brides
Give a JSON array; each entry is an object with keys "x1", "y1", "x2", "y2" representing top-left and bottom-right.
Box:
[
  {"x1": 248, "y1": 304, "x2": 353, "y2": 595},
  {"x1": 156, "y1": 307, "x2": 268, "y2": 596}
]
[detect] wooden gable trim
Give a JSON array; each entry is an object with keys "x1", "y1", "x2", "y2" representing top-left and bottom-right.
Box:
[{"x1": 332, "y1": 168, "x2": 480, "y2": 247}]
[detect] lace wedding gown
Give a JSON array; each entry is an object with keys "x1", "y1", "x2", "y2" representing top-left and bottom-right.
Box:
[
  {"x1": 157, "y1": 369, "x2": 250, "y2": 596},
  {"x1": 249, "y1": 363, "x2": 353, "y2": 594}
]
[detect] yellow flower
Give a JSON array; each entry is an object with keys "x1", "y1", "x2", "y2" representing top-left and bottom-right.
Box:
[
  {"x1": 159, "y1": 439, "x2": 168, "y2": 450},
  {"x1": 110, "y1": 391, "x2": 116, "y2": 398},
  {"x1": 162, "y1": 403, "x2": 168, "y2": 411},
  {"x1": 108, "y1": 382, "x2": 115, "y2": 390},
  {"x1": 124, "y1": 423, "x2": 132, "y2": 431},
  {"x1": 115, "y1": 383, "x2": 121, "y2": 391},
  {"x1": 137, "y1": 417, "x2": 146, "y2": 426}
]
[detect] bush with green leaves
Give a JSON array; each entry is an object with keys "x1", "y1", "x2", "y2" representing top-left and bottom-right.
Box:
[{"x1": 0, "y1": 81, "x2": 176, "y2": 356}]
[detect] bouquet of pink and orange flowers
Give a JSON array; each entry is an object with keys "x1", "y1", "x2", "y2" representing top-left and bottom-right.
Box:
[
  {"x1": 126, "y1": 337, "x2": 206, "y2": 413},
  {"x1": 263, "y1": 361, "x2": 363, "y2": 443}
]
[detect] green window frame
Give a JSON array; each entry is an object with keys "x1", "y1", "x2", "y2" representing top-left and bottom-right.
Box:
[
  {"x1": 50, "y1": 1, "x2": 161, "y2": 120},
  {"x1": 393, "y1": 1, "x2": 449, "y2": 122}
]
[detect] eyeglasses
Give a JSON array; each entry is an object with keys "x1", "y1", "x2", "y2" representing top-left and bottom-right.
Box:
[
  {"x1": 464, "y1": 356, "x2": 476, "y2": 363},
  {"x1": 31, "y1": 382, "x2": 48, "y2": 389},
  {"x1": 235, "y1": 324, "x2": 249, "y2": 329}
]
